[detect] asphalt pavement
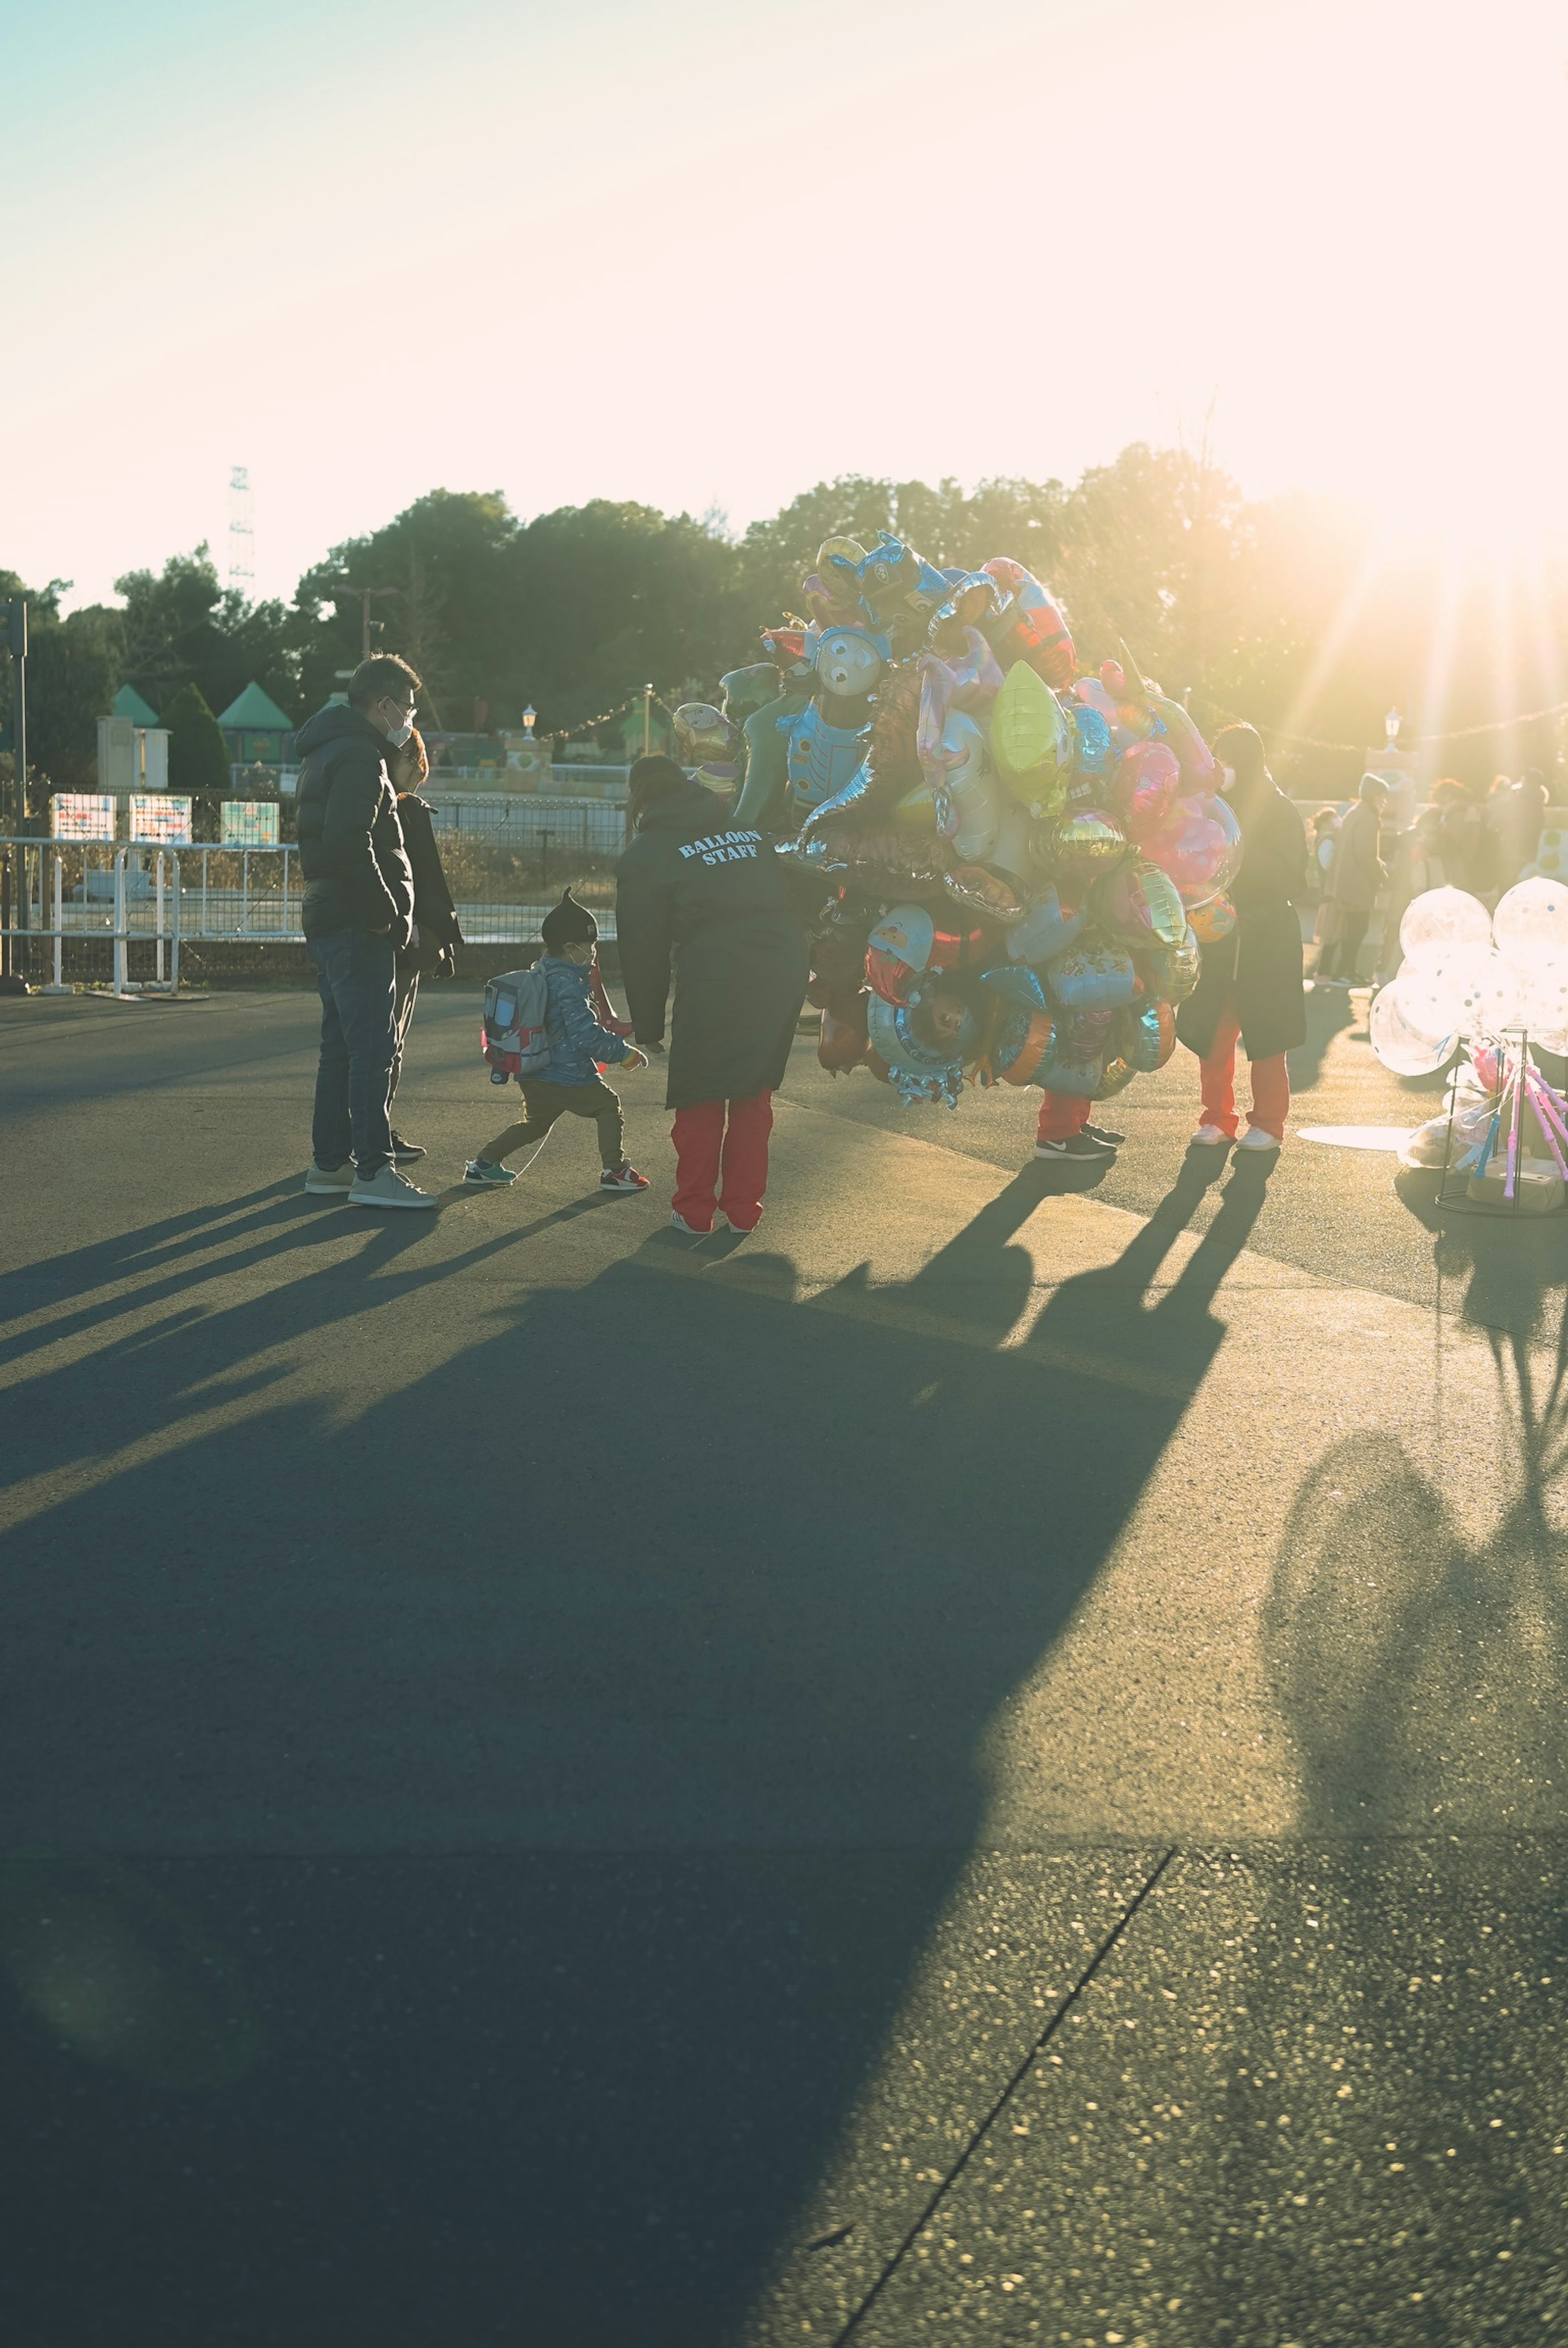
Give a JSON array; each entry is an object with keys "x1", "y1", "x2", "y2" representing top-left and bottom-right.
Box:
[{"x1": 1, "y1": 978, "x2": 1566, "y2": 2346}]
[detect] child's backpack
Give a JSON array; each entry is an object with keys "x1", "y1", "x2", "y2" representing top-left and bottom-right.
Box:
[{"x1": 481, "y1": 965, "x2": 552, "y2": 1083}]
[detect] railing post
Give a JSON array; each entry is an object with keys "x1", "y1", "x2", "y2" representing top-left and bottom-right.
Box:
[
  {"x1": 168, "y1": 851, "x2": 180, "y2": 991},
  {"x1": 112, "y1": 849, "x2": 128, "y2": 995},
  {"x1": 155, "y1": 851, "x2": 166, "y2": 988},
  {"x1": 48, "y1": 850, "x2": 65, "y2": 986}
]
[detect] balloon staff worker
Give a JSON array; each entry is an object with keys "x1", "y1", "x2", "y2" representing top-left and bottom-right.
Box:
[{"x1": 616, "y1": 754, "x2": 811, "y2": 1236}]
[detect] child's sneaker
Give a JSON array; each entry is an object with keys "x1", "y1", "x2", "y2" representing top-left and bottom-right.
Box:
[
  {"x1": 464, "y1": 1158, "x2": 518, "y2": 1185},
  {"x1": 600, "y1": 1161, "x2": 650, "y2": 1193}
]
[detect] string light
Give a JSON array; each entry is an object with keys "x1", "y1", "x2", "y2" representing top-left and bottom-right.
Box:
[{"x1": 1204, "y1": 694, "x2": 1568, "y2": 757}]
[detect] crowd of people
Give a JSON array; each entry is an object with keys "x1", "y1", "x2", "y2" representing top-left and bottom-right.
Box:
[
  {"x1": 292, "y1": 654, "x2": 1557, "y2": 1216},
  {"x1": 1306, "y1": 768, "x2": 1549, "y2": 992}
]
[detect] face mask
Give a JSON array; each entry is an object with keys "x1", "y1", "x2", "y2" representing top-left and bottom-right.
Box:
[{"x1": 383, "y1": 707, "x2": 416, "y2": 747}]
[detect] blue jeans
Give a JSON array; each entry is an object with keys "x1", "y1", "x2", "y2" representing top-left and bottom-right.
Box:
[{"x1": 308, "y1": 928, "x2": 396, "y2": 1178}]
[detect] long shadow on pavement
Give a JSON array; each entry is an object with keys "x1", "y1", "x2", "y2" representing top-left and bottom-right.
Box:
[{"x1": 0, "y1": 1150, "x2": 1272, "y2": 2348}]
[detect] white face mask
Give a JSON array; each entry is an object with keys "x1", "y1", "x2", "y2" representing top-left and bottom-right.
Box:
[{"x1": 382, "y1": 704, "x2": 416, "y2": 747}]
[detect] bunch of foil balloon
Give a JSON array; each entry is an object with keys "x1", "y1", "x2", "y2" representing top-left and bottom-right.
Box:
[{"x1": 670, "y1": 534, "x2": 1241, "y2": 1108}]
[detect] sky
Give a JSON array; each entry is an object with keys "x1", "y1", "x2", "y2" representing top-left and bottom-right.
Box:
[{"x1": 5, "y1": 0, "x2": 1566, "y2": 612}]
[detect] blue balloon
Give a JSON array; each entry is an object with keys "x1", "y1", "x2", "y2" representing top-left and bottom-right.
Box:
[{"x1": 1070, "y1": 705, "x2": 1115, "y2": 777}]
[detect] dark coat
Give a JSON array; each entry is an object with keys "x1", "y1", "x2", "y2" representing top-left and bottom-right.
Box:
[
  {"x1": 295, "y1": 704, "x2": 414, "y2": 946},
  {"x1": 396, "y1": 793, "x2": 465, "y2": 975},
  {"x1": 1177, "y1": 784, "x2": 1308, "y2": 1063},
  {"x1": 616, "y1": 782, "x2": 810, "y2": 1110}
]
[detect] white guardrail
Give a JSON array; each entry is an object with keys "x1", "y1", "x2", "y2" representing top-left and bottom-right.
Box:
[{"x1": 0, "y1": 840, "x2": 180, "y2": 995}]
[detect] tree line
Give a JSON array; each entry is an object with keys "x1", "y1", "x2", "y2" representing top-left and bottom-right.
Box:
[{"x1": 5, "y1": 446, "x2": 1565, "y2": 812}]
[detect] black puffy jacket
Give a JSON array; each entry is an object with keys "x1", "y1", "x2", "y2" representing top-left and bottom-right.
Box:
[
  {"x1": 616, "y1": 781, "x2": 810, "y2": 1109},
  {"x1": 295, "y1": 704, "x2": 414, "y2": 945}
]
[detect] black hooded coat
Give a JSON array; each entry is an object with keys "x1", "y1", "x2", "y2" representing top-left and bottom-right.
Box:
[
  {"x1": 1176, "y1": 781, "x2": 1308, "y2": 1063},
  {"x1": 616, "y1": 781, "x2": 810, "y2": 1110},
  {"x1": 295, "y1": 704, "x2": 414, "y2": 946}
]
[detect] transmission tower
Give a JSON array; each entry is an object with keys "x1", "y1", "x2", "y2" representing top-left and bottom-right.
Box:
[{"x1": 227, "y1": 464, "x2": 255, "y2": 596}]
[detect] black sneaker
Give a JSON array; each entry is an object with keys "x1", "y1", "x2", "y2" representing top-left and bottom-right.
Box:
[
  {"x1": 1035, "y1": 1129, "x2": 1118, "y2": 1162},
  {"x1": 389, "y1": 1130, "x2": 426, "y2": 1163},
  {"x1": 1084, "y1": 1121, "x2": 1125, "y2": 1147}
]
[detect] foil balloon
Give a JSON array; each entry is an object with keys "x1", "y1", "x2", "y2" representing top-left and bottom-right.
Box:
[
  {"x1": 1069, "y1": 706, "x2": 1114, "y2": 778},
  {"x1": 929, "y1": 572, "x2": 1005, "y2": 654},
  {"x1": 1187, "y1": 894, "x2": 1236, "y2": 946},
  {"x1": 926, "y1": 920, "x2": 991, "y2": 975},
  {"x1": 673, "y1": 702, "x2": 740, "y2": 794},
  {"x1": 944, "y1": 862, "x2": 1026, "y2": 925},
  {"x1": 989, "y1": 1003, "x2": 1056, "y2": 1085},
  {"x1": 1094, "y1": 858, "x2": 1187, "y2": 950},
  {"x1": 986, "y1": 799, "x2": 1035, "y2": 886},
  {"x1": 1399, "y1": 884, "x2": 1492, "y2": 958},
  {"x1": 1118, "y1": 641, "x2": 1218, "y2": 788},
  {"x1": 1033, "y1": 1038, "x2": 1106, "y2": 1098},
  {"x1": 990, "y1": 661, "x2": 1074, "y2": 801},
  {"x1": 978, "y1": 964, "x2": 1047, "y2": 1011},
  {"x1": 815, "y1": 626, "x2": 889, "y2": 700},
  {"x1": 786, "y1": 702, "x2": 874, "y2": 821},
  {"x1": 1006, "y1": 889, "x2": 1087, "y2": 966},
  {"x1": 865, "y1": 992, "x2": 966, "y2": 1108},
  {"x1": 980, "y1": 558, "x2": 1076, "y2": 688},
  {"x1": 1045, "y1": 806, "x2": 1127, "y2": 871},
  {"x1": 865, "y1": 946, "x2": 917, "y2": 1004},
  {"x1": 734, "y1": 686, "x2": 809, "y2": 825},
  {"x1": 719, "y1": 664, "x2": 784, "y2": 729},
  {"x1": 1094, "y1": 1055, "x2": 1138, "y2": 1100},
  {"x1": 1044, "y1": 944, "x2": 1140, "y2": 1011},
  {"x1": 819, "y1": 1001, "x2": 871, "y2": 1073},
  {"x1": 867, "y1": 904, "x2": 936, "y2": 971},
  {"x1": 1122, "y1": 998, "x2": 1176, "y2": 1072},
  {"x1": 1140, "y1": 793, "x2": 1241, "y2": 904},
  {"x1": 1494, "y1": 877, "x2": 1568, "y2": 974},
  {"x1": 1071, "y1": 675, "x2": 1119, "y2": 730},
  {"x1": 1112, "y1": 741, "x2": 1181, "y2": 837},
  {"x1": 891, "y1": 772, "x2": 945, "y2": 832},
  {"x1": 1140, "y1": 924, "x2": 1202, "y2": 1003},
  {"x1": 943, "y1": 711, "x2": 1000, "y2": 860},
  {"x1": 831, "y1": 534, "x2": 951, "y2": 629},
  {"x1": 861, "y1": 658, "x2": 924, "y2": 804}
]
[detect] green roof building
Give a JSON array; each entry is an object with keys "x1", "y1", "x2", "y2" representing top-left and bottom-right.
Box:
[
  {"x1": 113, "y1": 683, "x2": 161, "y2": 726},
  {"x1": 218, "y1": 681, "x2": 295, "y2": 768}
]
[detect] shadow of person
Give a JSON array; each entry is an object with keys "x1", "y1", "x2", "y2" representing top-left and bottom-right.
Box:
[{"x1": 0, "y1": 1142, "x2": 1274, "y2": 2348}]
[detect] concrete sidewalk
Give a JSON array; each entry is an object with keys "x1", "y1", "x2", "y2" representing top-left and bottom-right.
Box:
[{"x1": 1, "y1": 985, "x2": 1565, "y2": 2344}]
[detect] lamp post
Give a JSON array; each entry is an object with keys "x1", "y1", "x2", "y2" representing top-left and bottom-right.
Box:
[
  {"x1": 643, "y1": 682, "x2": 653, "y2": 759},
  {"x1": 522, "y1": 705, "x2": 536, "y2": 739},
  {"x1": 1385, "y1": 706, "x2": 1402, "y2": 748}
]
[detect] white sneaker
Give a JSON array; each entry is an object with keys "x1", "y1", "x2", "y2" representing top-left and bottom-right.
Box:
[
  {"x1": 347, "y1": 1164, "x2": 437, "y2": 1211},
  {"x1": 670, "y1": 1210, "x2": 713, "y2": 1234},
  {"x1": 304, "y1": 1161, "x2": 354, "y2": 1195},
  {"x1": 1190, "y1": 1124, "x2": 1232, "y2": 1147},
  {"x1": 1237, "y1": 1125, "x2": 1283, "y2": 1152}
]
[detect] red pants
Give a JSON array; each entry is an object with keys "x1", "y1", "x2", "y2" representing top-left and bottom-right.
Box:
[
  {"x1": 1200, "y1": 1007, "x2": 1290, "y2": 1140},
  {"x1": 671, "y1": 1092, "x2": 774, "y2": 1230},
  {"x1": 1036, "y1": 1091, "x2": 1090, "y2": 1143}
]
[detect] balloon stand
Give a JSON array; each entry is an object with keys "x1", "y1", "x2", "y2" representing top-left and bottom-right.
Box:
[{"x1": 1427, "y1": 1034, "x2": 1568, "y2": 1217}]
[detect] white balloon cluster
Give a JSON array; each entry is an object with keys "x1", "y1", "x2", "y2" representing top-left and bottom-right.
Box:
[{"x1": 1371, "y1": 880, "x2": 1568, "y2": 1076}]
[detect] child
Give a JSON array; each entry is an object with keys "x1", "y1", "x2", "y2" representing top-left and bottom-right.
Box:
[{"x1": 465, "y1": 889, "x2": 650, "y2": 1192}]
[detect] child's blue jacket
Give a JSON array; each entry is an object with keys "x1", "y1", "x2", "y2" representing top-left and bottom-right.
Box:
[{"x1": 533, "y1": 955, "x2": 632, "y2": 1086}]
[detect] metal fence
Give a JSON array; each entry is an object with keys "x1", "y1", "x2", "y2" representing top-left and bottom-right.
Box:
[
  {"x1": 0, "y1": 839, "x2": 182, "y2": 992},
  {"x1": 0, "y1": 801, "x2": 630, "y2": 979}
]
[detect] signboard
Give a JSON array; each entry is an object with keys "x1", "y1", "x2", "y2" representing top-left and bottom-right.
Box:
[
  {"x1": 51, "y1": 793, "x2": 116, "y2": 841},
  {"x1": 220, "y1": 800, "x2": 281, "y2": 846},
  {"x1": 129, "y1": 794, "x2": 192, "y2": 843}
]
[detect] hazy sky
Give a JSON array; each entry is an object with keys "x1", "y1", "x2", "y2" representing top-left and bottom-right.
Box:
[{"x1": 7, "y1": 0, "x2": 1566, "y2": 609}]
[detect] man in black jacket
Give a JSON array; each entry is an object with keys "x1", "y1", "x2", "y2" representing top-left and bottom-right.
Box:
[{"x1": 295, "y1": 654, "x2": 434, "y2": 1211}]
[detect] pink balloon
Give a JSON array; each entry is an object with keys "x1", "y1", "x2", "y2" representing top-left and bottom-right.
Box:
[
  {"x1": 1112, "y1": 741, "x2": 1180, "y2": 838},
  {"x1": 1140, "y1": 792, "x2": 1243, "y2": 905}
]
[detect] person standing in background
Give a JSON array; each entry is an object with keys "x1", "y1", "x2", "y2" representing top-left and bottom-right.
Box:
[
  {"x1": 1316, "y1": 775, "x2": 1387, "y2": 987},
  {"x1": 295, "y1": 653, "x2": 435, "y2": 1211},
  {"x1": 1178, "y1": 723, "x2": 1307, "y2": 1155},
  {"x1": 385, "y1": 726, "x2": 465, "y2": 1163}
]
